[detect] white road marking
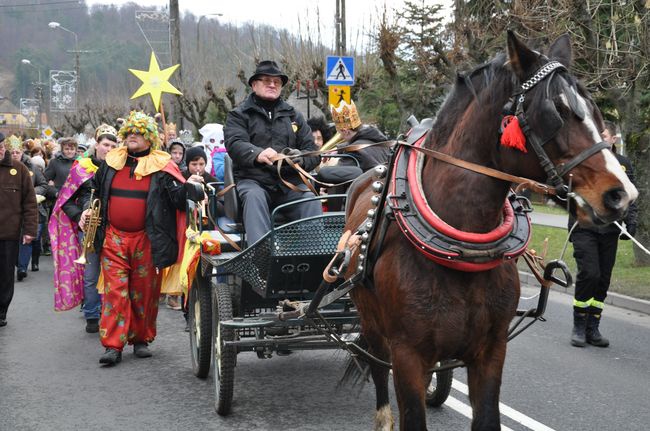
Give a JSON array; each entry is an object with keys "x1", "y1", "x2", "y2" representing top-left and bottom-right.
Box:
[
  {"x1": 444, "y1": 396, "x2": 515, "y2": 431},
  {"x1": 447, "y1": 379, "x2": 556, "y2": 431}
]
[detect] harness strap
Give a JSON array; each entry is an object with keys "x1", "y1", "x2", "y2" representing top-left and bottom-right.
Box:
[
  {"x1": 556, "y1": 141, "x2": 610, "y2": 177},
  {"x1": 398, "y1": 141, "x2": 557, "y2": 196}
]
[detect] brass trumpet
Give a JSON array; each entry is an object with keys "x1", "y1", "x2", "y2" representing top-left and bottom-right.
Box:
[
  {"x1": 319, "y1": 131, "x2": 345, "y2": 153},
  {"x1": 75, "y1": 190, "x2": 101, "y2": 265}
]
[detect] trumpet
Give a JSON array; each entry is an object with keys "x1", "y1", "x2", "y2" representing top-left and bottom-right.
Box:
[
  {"x1": 319, "y1": 131, "x2": 345, "y2": 153},
  {"x1": 75, "y1": 190, "x2": 102, "y2": 265}
]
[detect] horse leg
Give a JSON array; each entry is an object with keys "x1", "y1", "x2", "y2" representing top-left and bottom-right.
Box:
[
  {"x1": 365, "y1": 330, "x2": 394, "y2": 431},
  {"x1": 391, "y1": 345, "x2": 428, "y2": 431},
  {"x1": 466, "y1": 340, "x2": 507, "y2": 431}
]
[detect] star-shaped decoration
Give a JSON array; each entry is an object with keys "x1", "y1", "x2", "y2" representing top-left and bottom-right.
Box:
[{"x1": 129, "y1": 52, "x2": 182, "y2": 111}]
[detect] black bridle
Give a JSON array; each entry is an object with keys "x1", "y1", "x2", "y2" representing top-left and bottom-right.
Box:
[{"x1": 502, "y1": 61, "x2": 610, "y2": 199}]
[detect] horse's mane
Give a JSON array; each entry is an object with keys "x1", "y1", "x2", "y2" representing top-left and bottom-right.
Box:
[{"x1": 427, "y1": 53, "x2": 517, "y2": 150}]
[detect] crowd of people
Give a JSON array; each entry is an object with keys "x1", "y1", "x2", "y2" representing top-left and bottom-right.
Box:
[{"x1": 0, "y1": 59, "x2": 636, "y2": 364}]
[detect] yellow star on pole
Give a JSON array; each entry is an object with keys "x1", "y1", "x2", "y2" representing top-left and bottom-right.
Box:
[{"x1": 129, "y1": 52, "x2": 182, "y2": 112}]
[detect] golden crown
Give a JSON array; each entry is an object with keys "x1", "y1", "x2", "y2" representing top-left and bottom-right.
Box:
[
  {"x1": 95, "y1": 123, "x2": 117, "y2": 141},
  {"x1": 6, "y1": 135, "x2": 23, "y2": 151},
  {"x1": 330, "y1": 100, "x2": 361, "y2": 131},
  {"x1": 164, "y1": 122, "x2": 177, "y2": 133}
]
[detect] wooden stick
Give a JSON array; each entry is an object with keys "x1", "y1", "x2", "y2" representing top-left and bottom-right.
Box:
[{"x1": 159, "y1": 98, "x2": 168, "y2": 146}]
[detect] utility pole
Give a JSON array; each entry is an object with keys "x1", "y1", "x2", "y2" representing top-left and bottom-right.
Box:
[
  {"x1": 335, "y1": 0, "x2": 346, "y2": 55},
  {"x1": 169, "y1": 0, "x2": 183, "y2": 128}
]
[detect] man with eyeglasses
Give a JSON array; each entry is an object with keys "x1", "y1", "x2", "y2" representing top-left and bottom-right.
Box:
[{"x1": 225, "y1": 60, "x2": 322, "y2": 245}]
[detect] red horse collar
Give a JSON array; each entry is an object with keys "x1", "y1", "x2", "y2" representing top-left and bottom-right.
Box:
[{"x1": 388, "y1": 135, "x2": 531, "y2": 272}]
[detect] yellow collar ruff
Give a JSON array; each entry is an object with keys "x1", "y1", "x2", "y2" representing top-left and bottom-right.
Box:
[{"x1": 105, "y1": 146, "x2": 171, "y2": 180}]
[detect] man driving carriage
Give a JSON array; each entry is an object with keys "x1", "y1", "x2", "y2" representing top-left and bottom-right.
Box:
[{"x1": 224, "y1": 60, "x2": 322, "y2": 245}]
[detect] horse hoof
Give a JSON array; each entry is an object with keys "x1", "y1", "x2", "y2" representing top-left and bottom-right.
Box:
[{"x1": 374, "y1": 404, "x2": 394, "y2": 431}]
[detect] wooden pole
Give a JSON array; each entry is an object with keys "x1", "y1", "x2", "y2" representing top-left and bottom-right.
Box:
[{"x1": 160, "y1": 98, "x2": 168, "y2": 147}]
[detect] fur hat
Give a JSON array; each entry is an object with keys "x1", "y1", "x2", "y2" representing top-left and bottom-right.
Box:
[{"x1": 248, "y1": 60, "x2": 288, "y2": 87}]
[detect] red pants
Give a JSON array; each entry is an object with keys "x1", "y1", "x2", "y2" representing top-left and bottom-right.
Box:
[{"x1": 99, "y1": 225, "x2": 162, "y2": 351}]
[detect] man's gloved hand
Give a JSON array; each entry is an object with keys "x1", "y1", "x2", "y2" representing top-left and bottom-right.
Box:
[
  {"x1": 620, "y1": 224, "x2": 637, "y2": 240},
  {"x1": 281, "y1": 147, "x2": 304, "y2": 167}
]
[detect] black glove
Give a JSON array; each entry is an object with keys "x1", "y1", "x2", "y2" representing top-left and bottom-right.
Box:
[
  {"x1": 620, "y1": 224, "x2": 636, "y2": 240},
  {"x1": 281, "y1": 148, "x2": 304, "y2": 167}
]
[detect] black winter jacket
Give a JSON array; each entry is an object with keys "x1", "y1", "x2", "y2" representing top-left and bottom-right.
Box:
[
  {"x1": 44, "y1": 153, "x2": 76, "y2": 191},
  {"x1": 81, "y1": 157, "x2": 204, "y2": 269},
  {"x1": 337, "y1": 125, "x2": 390, "y2": 172},
  {"x1": 224, "y1": 93, "x2": 320, "y2": 190},
  {"x1": 21, "y1": 154, "x2": 55, "y2": 222}
]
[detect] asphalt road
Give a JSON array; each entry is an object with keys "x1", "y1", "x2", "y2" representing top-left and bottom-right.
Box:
[{"x1": 1, "y1": 256, "x2": 649, "y2": 431}]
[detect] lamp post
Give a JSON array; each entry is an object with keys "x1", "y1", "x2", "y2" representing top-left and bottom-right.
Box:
[
  {"x1": 197, "y1": 13, "x2": 223, "y2": 51},
  {"x1": 48, "y1": 21, "x2": 80, "y2": 102},
  {"x1": 20, "y1": 59, "x2": 44, "y2": 130}
]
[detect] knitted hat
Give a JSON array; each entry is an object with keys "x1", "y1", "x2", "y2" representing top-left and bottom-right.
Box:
[
  {"x1": 185, "y1": 145, "x2": 207, "y2": 166},
  {"x1": 118, "y1": 111, "x2": 161, "y2": 149}
]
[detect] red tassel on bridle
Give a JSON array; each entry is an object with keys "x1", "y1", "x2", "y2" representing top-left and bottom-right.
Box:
[{"x1": 500, "y1": 115, "x2": 527, "y2": 153}]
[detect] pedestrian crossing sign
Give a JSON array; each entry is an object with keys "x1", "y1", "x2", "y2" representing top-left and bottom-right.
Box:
[{"x1": 326, "y1": 56, "x2": 355, "y2": 86}]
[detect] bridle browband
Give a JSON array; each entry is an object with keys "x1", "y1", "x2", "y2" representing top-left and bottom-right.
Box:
[{"x1": 503, "y1": 61, "x2": 610, "y2": 199}]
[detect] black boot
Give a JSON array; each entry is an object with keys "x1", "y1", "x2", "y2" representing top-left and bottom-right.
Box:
[
  {"x1": 571, "y1": 311, "x2": 587, "y2": 347},
  {"x1": 99, "y1": 348, "x2": 122, "y2": 365},
  {"x1": 85, "y1": 318, "x2": 99, "y2": 333},
  {"x1": 586, "y1": 314, "x2": 609, "y2": 347},
  {"x1": 31, "y1": 254, "x2": 39, "y2": 271},
  {"x1": 17, "y1": 270, "x2": 27, "y2": 281},
  {"x1": 134, "y1": 343, "x2": 152, "y2": 358}
]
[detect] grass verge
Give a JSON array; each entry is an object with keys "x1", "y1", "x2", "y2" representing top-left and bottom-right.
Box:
[{"x1": 521, "y1": 224, "x2": 650, "y2": 300}]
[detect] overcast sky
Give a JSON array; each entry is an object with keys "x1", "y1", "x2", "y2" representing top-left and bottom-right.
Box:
[{"x1": 86, "y1": 0, "x2": 453, "y2": 48}]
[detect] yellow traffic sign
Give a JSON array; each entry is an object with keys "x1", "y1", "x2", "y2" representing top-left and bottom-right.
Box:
[
  {"x1": 328, "y1": 85, "x2": 351, "y2": 107},
  {"x1": 42, "y1": 126, "x2": 55, "y2": 139}
]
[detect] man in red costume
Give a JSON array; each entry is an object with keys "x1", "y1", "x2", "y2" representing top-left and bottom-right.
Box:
[{"x1": 80, "y1": 111, "x2": 204, "y2": 366}]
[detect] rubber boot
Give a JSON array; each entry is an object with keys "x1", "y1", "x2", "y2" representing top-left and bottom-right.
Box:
[
  {"x1": 586, "y1": 314, "x2": 610, "y2": 347},
  {"x1": 570, "y1": 311, "x2": 587, "y2": 347}
]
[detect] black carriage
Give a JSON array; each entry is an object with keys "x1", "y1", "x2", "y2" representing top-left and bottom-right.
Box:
[{"x1": 186, "y1": 144, "x2": 569, "y2": 416}]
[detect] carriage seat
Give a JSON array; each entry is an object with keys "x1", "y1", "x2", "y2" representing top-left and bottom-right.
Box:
[{"x1": 223, "y1": 154, "x2": 244, "y2": 232}]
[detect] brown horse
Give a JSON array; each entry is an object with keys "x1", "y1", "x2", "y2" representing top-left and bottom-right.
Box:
[{"x1": 343, "y1": 32, "x2": 637, "y2": 430}]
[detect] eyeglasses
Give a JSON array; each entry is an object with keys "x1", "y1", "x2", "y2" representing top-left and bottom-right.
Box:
[{"x1": 257, "y1": 77, "x2": 283, "y2": 87}]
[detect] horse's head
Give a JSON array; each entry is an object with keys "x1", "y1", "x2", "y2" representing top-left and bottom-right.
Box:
[{"x1": 504, "y1": 31, "x2": 637, "y2": 226}]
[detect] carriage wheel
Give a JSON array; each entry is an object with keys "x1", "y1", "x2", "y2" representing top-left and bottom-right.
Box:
[
  {"x1": 425, "y1": 362, "x2": 453, "y2": 407},
  {"x1": 213, "y1": 281, "x2": 236, "y2": 415},
  {"x1": 188, "y1": 272, "x2": 213, "y2": 379}
]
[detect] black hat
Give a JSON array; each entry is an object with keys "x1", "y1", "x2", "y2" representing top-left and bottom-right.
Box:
[
  {"x1": 185, "y1": 145, "x2": 207, "y2": 166},
  {"x1": 0, "y1": 132, "x2": 5, "y2": 143},
  {"x1": 248, "y1": 60, "x2": 289, "y2": 87}
]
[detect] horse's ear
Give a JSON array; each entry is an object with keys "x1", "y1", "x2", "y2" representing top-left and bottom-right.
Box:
[
  {"x1": 506, "y1": 30, "x2": 537, "y2": 80},
  {"x1": 548, "y1": 33, "x2": 572, "y2": 68}
]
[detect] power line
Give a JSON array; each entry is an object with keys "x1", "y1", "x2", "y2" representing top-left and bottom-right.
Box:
[{"x1": 0, "y1": 1, "x2": 81, "y2": 8}]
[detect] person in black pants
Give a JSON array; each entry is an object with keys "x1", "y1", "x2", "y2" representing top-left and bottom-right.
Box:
[{"x1": 569, "y1": 121, "x2": 638, "y2": 348}]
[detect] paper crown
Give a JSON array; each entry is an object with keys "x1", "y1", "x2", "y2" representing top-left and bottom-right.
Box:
[
  {"x1": 118, "y1": 111, "x2": 161, "y2": 149},
  {"x1": 95, "y1": 123, "x2": 118, "y2": 141},
  {"x1": 6, "y1": 135, "x2": 23, "y2": 151},
  {"x1": 164, "y1": 122, "x2": 177, "y2": 134},
  {"x1": 330, "y1": 101, "x2": 361, "y2": 131}
]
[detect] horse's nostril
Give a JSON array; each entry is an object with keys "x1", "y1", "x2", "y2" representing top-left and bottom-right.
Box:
[{"x1": 603, "y1": 187, "x2": 627, "y2": 211}]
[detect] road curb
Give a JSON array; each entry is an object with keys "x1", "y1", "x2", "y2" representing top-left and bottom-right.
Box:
[{"x1": 519, "y1": 271, "x2": 650, "y2": 316}]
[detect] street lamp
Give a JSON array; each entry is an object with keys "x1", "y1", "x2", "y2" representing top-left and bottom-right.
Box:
[
  {"x1": 48, "y1": 21, "x2": 80, "y2": 100},
  {"x1": 197, "y1": 13, "x2": 223, "y2": 51},
  {"x1": 20, "y1": 58, "x2": 44, "y2": 129}
]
